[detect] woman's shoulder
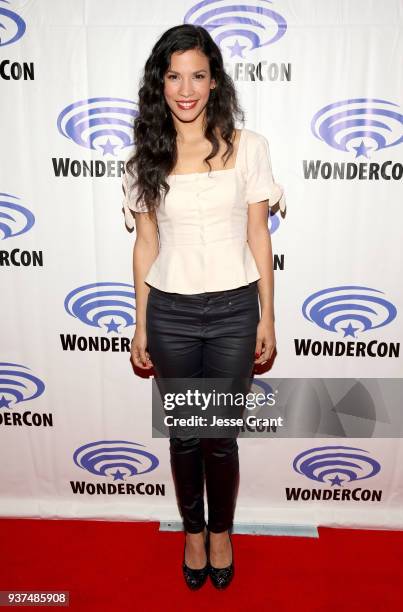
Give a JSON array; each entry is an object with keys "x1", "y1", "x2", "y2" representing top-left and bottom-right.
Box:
[
  {"x1": 241, "y1": 127, "x2": 269, "y2": 147},
  {"x1": 239, "y1": 128, "x2": 270, "y2": 166}
]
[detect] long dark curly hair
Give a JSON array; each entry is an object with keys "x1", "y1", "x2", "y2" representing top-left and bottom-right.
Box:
[{"x1": 124, "y1": 24, "x2": 245, "y2": 215}]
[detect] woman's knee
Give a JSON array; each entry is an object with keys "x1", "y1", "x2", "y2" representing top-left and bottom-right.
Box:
[
  {"x1": 201, "y1": 437, "x2": 238, "y2": 459},
  {"x1": 169, "y1": 436, "x2": 201, "y2": 454}
]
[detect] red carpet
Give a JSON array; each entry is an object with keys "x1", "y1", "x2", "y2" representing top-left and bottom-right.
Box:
[{"x1": 1, "y1": 518, "x2": 402, "y2": 611}]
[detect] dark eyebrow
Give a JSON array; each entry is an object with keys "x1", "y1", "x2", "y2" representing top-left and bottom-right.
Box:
[{"x1": 166, "y1": 69, "x2": 207, "y2": 75}]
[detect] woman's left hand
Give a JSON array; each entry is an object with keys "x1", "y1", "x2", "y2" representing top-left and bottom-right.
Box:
[{"x1": 254, "y1": 317, "x2": 276, "y2": 365}]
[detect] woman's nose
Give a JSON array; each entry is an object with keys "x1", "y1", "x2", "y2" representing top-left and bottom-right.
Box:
[{"x1": 178, "y1": 80, "x2": 195, "y2": 96}]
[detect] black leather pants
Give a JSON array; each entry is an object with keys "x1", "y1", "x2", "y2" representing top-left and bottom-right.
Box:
[{"x1": 146, "y1": 280, "x2": 260, "y2": 534}]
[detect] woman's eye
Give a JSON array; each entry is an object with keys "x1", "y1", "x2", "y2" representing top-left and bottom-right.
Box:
[{"x1": 167, "y1": 74, "x2": 205, "y2": 80}]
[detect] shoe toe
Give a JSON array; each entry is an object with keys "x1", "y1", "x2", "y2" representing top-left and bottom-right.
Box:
[
  {"x1": 209, "y1": 564, "x2": 234, "y2": 589},
  {"x1": 183, "y1": 563, "x2": 209, "y2": 590}
]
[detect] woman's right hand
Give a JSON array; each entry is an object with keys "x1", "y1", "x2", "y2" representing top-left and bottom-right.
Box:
[{"x1": 130, "y1": 326, "x2": 154, "y2": 369}]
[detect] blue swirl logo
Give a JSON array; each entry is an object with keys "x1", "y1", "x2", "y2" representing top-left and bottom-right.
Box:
[
  {"x1": 269, "y1": 210, "x2": 280, "y2": 234},
  {"x1": 184, "y1": 0, "x2": 287, "y2": 57},
  {"x1": 0, "y1": 192, "x2": 35, "y2": 239},
  {"x1": 248, "y1": 378, "x2": 276, "y2": 409},
  {"x1": 73, "y1": 441, "x2": 159, "y2": 479},
  {"x1": 302, "y1": 285, "x2": 397, "y2": 338},
  {"x1": 251, "y1": 378, "x2": 274, "y2": 396},
  {"x1": 0, "y1": 362, "x2": 45, "y2": 409},
  {"x1": 0, "y1": 0, "x2": 26, "y2": 47},
  {"x1": 64, "y1": 282, "x2": 136, "y2": 333},
  {"x1": 311, "y1": 98, "x2": 403, "y2": 158},
  {"x1": 57, "y1": 97, "x2": 138, "y2": 156},
  {"x1": 293, "y1": 445, "x2": 381, "y2": 486}
]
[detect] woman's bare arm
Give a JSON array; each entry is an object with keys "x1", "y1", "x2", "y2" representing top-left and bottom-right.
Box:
[
  {"x1": 247, "y1": 201, "x2": 276, "y2": 364},
  {"x1": 131, "y1": 210, "x2": 159, "y2": 368}
]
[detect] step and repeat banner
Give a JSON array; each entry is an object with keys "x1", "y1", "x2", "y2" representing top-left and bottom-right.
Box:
[{"x1": 1, "y1": 1, "x2": 403, "y2": 529}]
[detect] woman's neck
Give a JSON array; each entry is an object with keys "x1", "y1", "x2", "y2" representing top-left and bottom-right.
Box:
[{"x1": 173, "y1": 112, "x2": 210, "y2": 145}]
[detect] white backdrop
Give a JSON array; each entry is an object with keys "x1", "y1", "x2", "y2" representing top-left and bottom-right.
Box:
[{"x1": 1, "y1": 0, "x2": 403, "y2": 529}]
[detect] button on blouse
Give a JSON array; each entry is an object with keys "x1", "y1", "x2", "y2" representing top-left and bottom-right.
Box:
[{"x1": 122, "y1": 128, "x2": 286, "y2": 294}]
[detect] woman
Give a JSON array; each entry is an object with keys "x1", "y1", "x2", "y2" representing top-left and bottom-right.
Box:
[{"x1": 122, "y1": 24, "x2": 286, "y2": 590}]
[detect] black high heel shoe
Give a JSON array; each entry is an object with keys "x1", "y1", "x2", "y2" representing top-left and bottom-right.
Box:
[
  {"x1": 207, "y1": 529, "x2": 234, "y2": 589},
  {"x1": 182, "y1": 528, "x2": 209, "y2": 590}
]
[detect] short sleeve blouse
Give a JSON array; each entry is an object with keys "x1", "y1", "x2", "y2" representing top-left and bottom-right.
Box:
[{"x1": 121, "y1": 128, "x2": 286, "y2": 294}]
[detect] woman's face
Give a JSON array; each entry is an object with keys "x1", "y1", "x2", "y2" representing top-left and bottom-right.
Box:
[{"x1": 163, "y1": 48, "x2": 216, "y2": 125}]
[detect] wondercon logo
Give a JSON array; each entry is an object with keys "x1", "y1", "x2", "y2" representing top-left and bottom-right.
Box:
[
  {"x1": 73, "y1": 440, "x2": 159, "y2": 480},
  {"x1": 0, "y1": 193, "x2": 35, "y2": 239},
  {"x1": 0, "y1": 362, "x2": 45, "y2": 409},
  {"x1": 293, "y1": 445, "x2": 381, "y2": 487},
  {"x1": 64, "y1": 282, "x2": 136, "y2": 333},
  {"x1": 302, "y1": 285, "x2": 397, "y2": 339},
  {"x1": 184, "y1": 0, "x2": 287, "y2": 57},
  {"x1": 0, "y1": 0, "x2": 26, "y2": 47},
  {"x1": 311, "y1": 98, "x2": 403, "y2": 159},
  {"x1": 57, "y1": 97, "x2": 138, "y2": 156}
]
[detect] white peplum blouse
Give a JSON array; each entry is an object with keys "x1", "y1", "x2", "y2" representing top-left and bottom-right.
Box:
[{"x1": 122, "y1": 127, "x2": 286, "y2": 294}]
